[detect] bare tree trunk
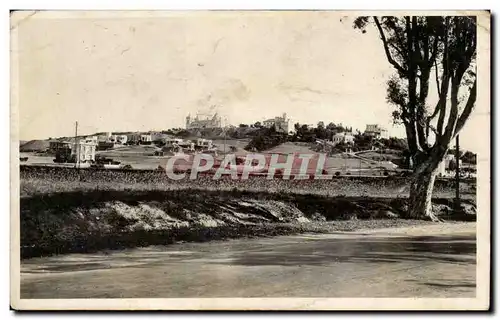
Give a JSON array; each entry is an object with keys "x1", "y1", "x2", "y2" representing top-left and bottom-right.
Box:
[{"x1": 408, "y1": 162, "x2": 441, "y2": 221}]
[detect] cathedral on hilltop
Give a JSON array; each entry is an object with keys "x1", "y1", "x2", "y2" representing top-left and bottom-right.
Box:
[{"x1": 186, "y1": 111, "x2": 222, "y2": 129}]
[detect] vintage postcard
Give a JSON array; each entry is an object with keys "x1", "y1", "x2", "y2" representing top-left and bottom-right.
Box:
[{"x1": 10, "y1": 10, "x2": 490, "y2": 310}]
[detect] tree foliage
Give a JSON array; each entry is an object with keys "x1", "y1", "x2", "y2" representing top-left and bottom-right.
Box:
[
  {"x1": 244, "y1": 126, "x2": 288, "y2": 152},
  {"x1": 291, "y1": 122, "x2": 351, "y2": 142}
]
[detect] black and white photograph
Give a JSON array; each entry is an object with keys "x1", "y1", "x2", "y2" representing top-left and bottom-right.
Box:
[{"x1": 9, "y1": 10, "x2": 490, "y2": 310}]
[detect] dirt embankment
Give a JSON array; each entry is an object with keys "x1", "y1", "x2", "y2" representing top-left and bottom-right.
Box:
[{"x1": 20, "y1": 189, "x2": 476, "y2": 259}]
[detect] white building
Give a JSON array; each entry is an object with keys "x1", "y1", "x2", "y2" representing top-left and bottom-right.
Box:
[
  {"x1": 84, "y1": 136, "x2": 98, "y2": 142},
  {"x1": 331, "y1": 132, "x2": 355, "y2": 146},
  {"x1": 196, "y1": 138, "x2": 213, "y2": 149},
  {"x1": 164, "y1": 138, "x2": 184, "y2": 148},
  {"x1": 140, "y1": 134, "x2": 152, "y2": 143},
  {"x1": 437, "y1": 154, "x2": 463, "y2": 177},
  {"x1": 364, "y1": 124, "x2": 388, "y2": 139},
  {"x1": 262, "y1": 113, "x2": 290, "y2": 133},
  {"x1": 71, "y1": 139, "x2": 97, "y2": 162}
]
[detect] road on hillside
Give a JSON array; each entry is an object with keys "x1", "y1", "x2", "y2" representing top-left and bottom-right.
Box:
[{"x1": 21, "y1": 223, "x2": 476, "y2": 298}]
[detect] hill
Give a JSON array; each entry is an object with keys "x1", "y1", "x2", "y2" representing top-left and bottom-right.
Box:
[{"x1": 19, "y1": 140, "x2": 50, "y2": 152}]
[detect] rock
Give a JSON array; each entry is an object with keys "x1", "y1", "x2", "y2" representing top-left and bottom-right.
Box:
[
  {"x1": 400, "y1": 203, "x2": 409, "y2": 213},
  {"x1": 460, "y1": 203, "x2": 476, "y2": 215},
  {"x1": 311, "y1": 212, "x2": 326, "y2": 221},
  {"x1": 383, "y1": 210, "x2": 399, "y2": 219},
  {"x1": 296, "y1": 216, "x2": 310, "y2": 223},
  {"x1": 432, "y1": 204, "x2": 452, "y2": 216}
]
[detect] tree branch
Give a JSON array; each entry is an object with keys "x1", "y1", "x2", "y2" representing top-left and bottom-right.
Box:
[
  {"x1": 454, "y1": 79, "x2": 477, "y2": 136},
  {"x1": 389, "y1": 42, "x2": 406, "y2": 60},
  {"x1": 417, "y1": 69, "x2": 431, "y2": 150},
  {"x1": 434, "y1": 58, "x2": 441, "y2": 96},
  {"x1": 441, "y1": 75, "x2": 462, "y2": 144},
  {"x1": 428, "y1": 36, "x2": 439, "y2": 67},
  {"x1": 430, "y1": 70, "x2": 450, "y2": 136},
  {"x1": 374, "y1": 17, "x2": 407, "y2": 75},
  {"x1": 435, "y1": 75, "x2": 450, "y2": 138},
  {"x1": 435, "y1": 19, "x2": 450, "y2": 138}
]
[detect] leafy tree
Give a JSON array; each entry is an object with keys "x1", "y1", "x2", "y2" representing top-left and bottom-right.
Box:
[
  {"x1": 244, "y1": 127, "x2": 287, "y2": 151},
  {"x1": 354, "y1": 16, "x2": 477, "y2": 220},
  {"x1": 354, "y1": 134, "x2": 374, "y2": 150},
  {"x1": 461, "y1": 150, "x2": 477, "y2": 164},
  {"x1": 379, "y1": 137, "x2": 408, "y2": 151},
  {"x1": 314, "y1": 122, "x2": 328, "y2": 139},
  {"x1": 326, "y1": 122, "x2": 337, "y2": 131},
  {"x1": 293, "y1": 123, "x2": 314, "y2": 142},
  {"x1": 174, "y1": 130, "x2": 191, "y2": 138}
]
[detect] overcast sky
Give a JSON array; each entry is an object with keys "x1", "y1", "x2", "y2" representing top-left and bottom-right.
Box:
[{"x1": 14, "y1": 11, "x2": 485, "y2": 152}]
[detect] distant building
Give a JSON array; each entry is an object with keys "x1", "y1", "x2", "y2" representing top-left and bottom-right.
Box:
[
  {"x1": 72, "y1": 139, "x2": 97, "y2": 162},
  {"x1": 437, "y1": 154, "x2": 463, "y2": 177},
  {"x1": 262, "y1": 113, "x2": 290, "y2": 133},
  {"x1": 331, "y1": 132, "x2": 355, "y2": 146},
  {"x1": 186, "y1": 111, "x2": 222, "y2": 129},
  {"x1": 85, "y1": 136, "x2": 98, "y2": 142},
  {"x1": 51, "y1": 139, "x2": 96, "y2": 162},
  {"x1": 126, "y1": 133, "x2": 141, "y2": 144},
  {"x1": 196, "y1": 138, "x2": 213, "y2": 150},
  {"x1": 140, "y1": 134, "x2": 152, "y2": 143},
  {"x1": 364, "y1": 124, "x2": 388, "y2": 139},
  {"x1": 115, "y1": 135, "x2": 128, "y2": 144},
  {"x1": 164, "y1": 138, "x2": 184, "y2": 148}
]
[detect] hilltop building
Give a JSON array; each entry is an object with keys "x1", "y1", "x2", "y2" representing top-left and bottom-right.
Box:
[
  {"x1": 262, "y1": 113, "x2": 290, "y2": 133},
  {"x1": 331, "y1": 132, "x2": 355, "y2": 146},
  {"x1": 364, "y1": 124, "x2": 388, "y2": 139},
  {"x1": 186, "y1": 112, "x2": 222, "y2": 129}
]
